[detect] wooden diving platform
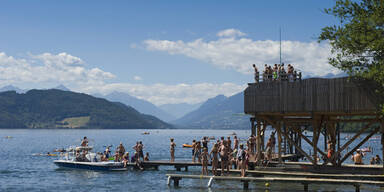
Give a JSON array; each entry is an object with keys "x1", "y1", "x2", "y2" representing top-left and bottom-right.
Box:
[
  {"x1": 243, "y1": 77, "x2": 384, "y2": 170},
  {"x1": 166, "y1": 173, "x2": 384, "y2": 191}
]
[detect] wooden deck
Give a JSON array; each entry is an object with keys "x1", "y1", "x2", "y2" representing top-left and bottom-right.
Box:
[
  {"x1": 244, "y1": 77, "x2": 379, "y2": 115},
  {"x1": 166, "y1": 173, "x2": 384, "y2": 191}
]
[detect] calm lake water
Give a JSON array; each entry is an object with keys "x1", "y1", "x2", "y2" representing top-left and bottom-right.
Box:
[{"x1": 0, "y1": 129, "x2": 382, "y2": 192}]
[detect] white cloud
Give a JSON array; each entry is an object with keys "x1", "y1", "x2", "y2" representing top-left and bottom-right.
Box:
[
  {"x1": 83, "y1": 82, "x2": 245, "y2": 105},
  {"x1": 217, "y1": 29, "x2": 246, "y2": 37},
  {"x1": 0, "y1": 51, "x2": 244, "y2": 105},
  {"x1": 133, "y1": 76, "x2": 142, "y2": 81},
  {"x1": 144, "y1": 29, "x2": 339, "y2": 77},
  {"x1": 0, "y1": 52, "x2": 115, "y2": 87}
]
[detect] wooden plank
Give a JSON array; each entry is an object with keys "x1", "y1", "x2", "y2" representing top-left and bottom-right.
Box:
[{"x1": 166, "y1": 174, "x2": 384, "y2": 185}]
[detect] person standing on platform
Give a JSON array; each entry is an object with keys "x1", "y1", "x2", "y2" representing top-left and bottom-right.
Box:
[
  {"x1": 170, "y1": 138, "x2": 176, "y2": 162},
  {"x1": 210, "y1": 143, "x2": 219, "y2": 176},
  {"x1": 191, "y1": 140, "x2": 196, "y2": 162},
  {"x1": 233, "y1": 135, "x2": 239, "y2": 150},
  {"x1": 200, "y1": 148, "x2": 209, "y2": 175}
]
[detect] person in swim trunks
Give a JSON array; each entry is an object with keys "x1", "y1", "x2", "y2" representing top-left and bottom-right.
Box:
[
  {"x1": 210, "y1": 143, "x2": 219, "y2": 176},
  {"x1": 200, "y1": 148, "x2": 209, "y2": 175},
  {"x1": 170, "y1": 138, "x2": 176, "y2": 162},
  {"x1": 219, "y1": 140, "x2": 229, "y2": 175}
]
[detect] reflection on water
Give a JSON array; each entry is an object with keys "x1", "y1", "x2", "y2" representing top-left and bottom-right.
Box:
[{"x1": 0, "y1": 129, "x2": 382, "y2": 192}]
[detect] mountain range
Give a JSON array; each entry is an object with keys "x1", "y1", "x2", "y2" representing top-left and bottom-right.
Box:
[
  {"x1": 0, "y1": 89, "x2": 171, "y2": 129},
  {"x1": 172, "y1": 92, "x2": 250, "y2": 129}
]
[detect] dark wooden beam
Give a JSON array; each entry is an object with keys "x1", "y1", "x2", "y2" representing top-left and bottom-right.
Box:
[
  {"x1": 261, "y1": 115, "x2": 315, "y2": 164},
  {"x1": 340, "y1": 126, "x2": 380, "y2": 164}
]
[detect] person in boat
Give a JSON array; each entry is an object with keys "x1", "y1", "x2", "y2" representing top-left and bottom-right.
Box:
[
  {"x1": 375, "y1": 155, "x2": 382, "y2": 164},
  {"x1": 194, "y1": 141, "x2": 202, "y2": 163},
  {"x1": 219, "y1": 140, "x2": 230, "y2": 176},
  {"x1": 351, "y1": 150, "x2": 364, "y2": 165},
  {"x1": 200, "y1": 148, "x2": 209, "y2": 175},
  {"x1": 170, "y1": 138, "x2": 176, "y2": 162},
  {"x1": 210, "y1": 143, "x2": 219, "y2": 176},
  {"x1": 123, "y1": 152, "x2": 130, "y2": 168},
  {"x1": 116, "y1": 142, "x2": 126, "y2": 162},
  {"x1": 144, "y1": 152, "x2": 149, "y2": 161},
  {"x1": 191, "y1": 139, "x2": 196, "y2": 162},
  {"x1": 81, "y1": 136, "x2": 88, "y2": 147}
]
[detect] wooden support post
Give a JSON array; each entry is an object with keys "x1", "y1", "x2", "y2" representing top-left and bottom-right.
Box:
[
  {"x1": 243, "y1": 180, "x2": 249, "y2": 189},
  {"x1": 276, "y1": 122, "x2": 283, "y2": 163},
  {"x1": 185, "y1": 166, "x2": 188, "y2": 171},
  {"x1": 256, "y1": 120, "x2": 261, "y2": 163},
  {"x1": 303, "y1": 183, "x2": 309, "y2": 192},
  {"x1": 173, "y1": 178, "x2": 181, "y2": 187},
  {"x1": 355, "y1": 184, "x2": 360, "y2": 192},
  {"x1": 175, "y1": 166, "x2": 181, "y2": 171},
  {"x1": 312, "y1": 119, "x2": 320, "y2": 166},
  {"x1": 331, "y1": 120, "x2": 376, "y2": 166},
  {"x1": 381, "y1": 121, "x2": 384, "y2": 169},
  {"x1": 294, "y1": 127, "x2": 326, "y2": 157},
  {"x1": 262, "y1": 116, "x2": 314, "y2": 164},
  {"x1": 251, "y1": 118, "x2": 256, "y2": 136},
  {"x1": 337, "y1": 123, "x2": 341, "y2": 165}
]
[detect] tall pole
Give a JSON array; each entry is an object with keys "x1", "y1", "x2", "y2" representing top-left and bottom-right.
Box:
[{"x1": 279, "y1": 27, "x2": 282, "y2": 65}]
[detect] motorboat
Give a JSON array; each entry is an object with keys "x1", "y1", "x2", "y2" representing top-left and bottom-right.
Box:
[{"x1": 53, "y1": 145, "x2": 127, "y2": 171}]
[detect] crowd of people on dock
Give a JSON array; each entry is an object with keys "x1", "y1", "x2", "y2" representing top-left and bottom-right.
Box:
[
  {"x1": 75, "y1": 134, "x2": 381, "y2": 176},
  {"x1": 174, "y1": 133, "x2": 277, "y2": 177},
  {"x1": 252, "y1": 63, "x2": 301, "y2": 83}
]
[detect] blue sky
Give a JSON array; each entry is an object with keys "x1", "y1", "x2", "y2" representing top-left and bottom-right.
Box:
[{"x1": 0, "y1": 0, "x2": 339, "y2": 105}]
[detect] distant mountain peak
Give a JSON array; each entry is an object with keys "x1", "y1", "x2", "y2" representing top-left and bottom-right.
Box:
[
  {"x1": 0, "y1": 85, "x2": 25, "y2": 93},
  {"x1": 54, "y1": 85, "x2": 70, "y2": 91}
]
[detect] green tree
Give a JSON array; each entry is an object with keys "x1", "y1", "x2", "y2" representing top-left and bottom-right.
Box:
[{"x1": 319, "y1": 0, "x2": 384, "y2": 112}]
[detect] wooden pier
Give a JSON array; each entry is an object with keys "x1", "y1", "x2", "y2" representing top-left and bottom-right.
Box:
[{"x1": 166, "y1": 173, "x2": 384, "y2": 191}]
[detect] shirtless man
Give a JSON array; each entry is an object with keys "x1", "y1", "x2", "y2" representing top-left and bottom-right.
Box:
[
  {"x1": 138, "y1": 141, "x2": 144, "y2": 161},
  {"x1": 227, "y1": 136, "x2": 232, "y2": 149},
  {"x1": 170, "y1": 138, "x2": 176, "y2": 162},
  {"x1": 191, "y1": 140, "x2": 196, "y2": 162},
  {"x1": 210, "y1": 143, "x2": 219, "y2": 175},
  {"x1": 233, "y1": 135, "x2": 239, "y2": 150},
  {"x1": 219, "y1": 140, "x2": 229, "y2": 175},
  {"x1": 202, "y1": 137, "x2": 208, "y2": 151},
  {"x1": 253, "y1": 64, "x2": 259, "y2": 82},
  {"x1": 144, "y1": 152, "x2": 150, "y2": 161},
  {"x1": 81, "y1": 136, "x2": 88, "y2": 147},
  {"x1": 352, "y1": 150, "x2": 364, "y2": 165},
  {"x1": 200, "y1": 148, "x2": 209, "y2": 175},
  {"x1": 194, "y1": 141, "x2": 202, "y2": 163},
  {"x1": 116, "y1": 142, "x2": 126, "y2": 162}
]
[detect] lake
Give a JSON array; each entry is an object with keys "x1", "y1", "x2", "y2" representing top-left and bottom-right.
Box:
[{"x1": 0, "y1": 129, "x2": 382, "y2": 192}]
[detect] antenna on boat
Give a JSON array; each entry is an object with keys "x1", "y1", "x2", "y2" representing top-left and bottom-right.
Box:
[{"x1": 279, "y1": 27, "x2": 282, "y2": 65}]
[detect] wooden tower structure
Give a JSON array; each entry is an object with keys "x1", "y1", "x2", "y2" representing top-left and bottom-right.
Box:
[{"x1": 244, "y1": 77, "x2": 383, "y2": 169}]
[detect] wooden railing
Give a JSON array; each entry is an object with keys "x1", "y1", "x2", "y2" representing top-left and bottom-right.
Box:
[{"x1": 253, "y1": 71, "x2": 302, "y2": 83}]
